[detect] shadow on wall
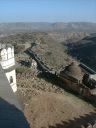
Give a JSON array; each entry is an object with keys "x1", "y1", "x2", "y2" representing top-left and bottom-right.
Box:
[
  {"x1": 49, "y1": 112, "x2": 96, "y2": 128},
  {"x1": 0, "y1": 97, "x2": 30, "y2": 128}
]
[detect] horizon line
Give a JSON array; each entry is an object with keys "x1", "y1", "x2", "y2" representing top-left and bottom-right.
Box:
[{"x1": 0, "y1": 21, "x2": 96, "y2": 24}]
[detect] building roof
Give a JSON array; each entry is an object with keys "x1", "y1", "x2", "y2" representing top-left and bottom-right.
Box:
[
  {"x1": 60, "y1": 62, "x2": 83, "y2": 80},
  {"x1": 0, "y1": 64, "x2": 29, "y2": 128}
]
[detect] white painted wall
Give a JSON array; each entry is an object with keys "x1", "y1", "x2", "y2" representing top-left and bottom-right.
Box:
[
  {"x1": 1, "y1": 47, "x2": 15, "y2": 69},
  {"x1": 90, "y1": 74, "x2": 96, "y2": 81},
  {"x1": 6, "y1": 70, "x2": 17, "y2": 92},
  {"x1": 0, "y1": 46, "x2": 17, "y2": 92},
  {"x1": 31, "y1": 59, "x2": 37, "y2": 68},
  {"x1": 1, "y1": 58, "x2": 15, "y2": 69}
]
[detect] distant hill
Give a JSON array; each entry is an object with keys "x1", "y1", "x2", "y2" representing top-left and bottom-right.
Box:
[
  {"x1": 0, "y1": 22, "x2": 96, "y2": 34},
  {"x1": 67, "y1": 33, "x2": 96, "y2": 71},
  {"x1": 0, "y1": 32, "x2": 73, "y2": 70}
]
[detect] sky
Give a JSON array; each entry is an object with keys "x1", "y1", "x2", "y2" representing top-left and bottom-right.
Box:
[{"x1": 0, "y1": 0, "x2": 96, "y2": 23}]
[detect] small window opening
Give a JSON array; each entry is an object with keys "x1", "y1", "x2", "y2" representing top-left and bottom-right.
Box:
[{"x1": 10, "y1": 76, "x2": 13, "y2": 84}]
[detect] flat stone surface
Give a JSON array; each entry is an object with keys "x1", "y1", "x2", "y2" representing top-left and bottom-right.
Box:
[{"x1": 0, "y1": 64, "x2": 29, "y2": 128}]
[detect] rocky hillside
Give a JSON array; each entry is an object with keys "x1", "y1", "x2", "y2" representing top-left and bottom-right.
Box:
[
  {"x1": 0, "y1": 31, "x2": 95, "y2": 128},
  {"x1": 48, "y1": 32, "x2": 89, "y2": 43},
  {"x1": 0, "y1": 32, "x2": 89, "y2": 70},
  {"x1": 66, "y1": 33, "x2": 96, "y2": 71},
  {"x1": 0, "y1": 22, "x2": 96, "y2": 34}
]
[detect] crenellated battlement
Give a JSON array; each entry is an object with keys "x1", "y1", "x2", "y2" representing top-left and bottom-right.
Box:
[{"x1": 0, "y1": 43, "x2": 15, "y2": 69}]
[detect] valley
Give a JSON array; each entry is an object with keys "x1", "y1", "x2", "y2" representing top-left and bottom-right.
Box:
[{"x1": 0, "y1": 30, "x2": 96, "y2": 128}]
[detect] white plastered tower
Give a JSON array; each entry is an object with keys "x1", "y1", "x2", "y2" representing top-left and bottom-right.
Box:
[{"x1": 0, "y1": 44, "x2": 17, "y2": 92}]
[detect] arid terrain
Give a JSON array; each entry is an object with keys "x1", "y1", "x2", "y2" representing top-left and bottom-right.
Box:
[
  {"x1": 0, "y1": 22, "x2": 96, "y2": 34},
  {"x1": 0, "y1": 30, "x2": 96, "y2": 128},
  {"x1": 0, "y1": 32, "x2": 89, "y2": 69},
  {"x1": 16, "y1": 68, "x2": 96, "y2": 128}
]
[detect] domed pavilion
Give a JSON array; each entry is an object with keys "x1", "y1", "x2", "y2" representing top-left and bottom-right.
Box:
[{"x1": 60, "y1": 62, "x2": 83, "y2": 83}]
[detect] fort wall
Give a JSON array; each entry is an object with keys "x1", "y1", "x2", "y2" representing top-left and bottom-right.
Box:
[{"x1": 0, "y1": 43, "x2": 17, "y2": 92}]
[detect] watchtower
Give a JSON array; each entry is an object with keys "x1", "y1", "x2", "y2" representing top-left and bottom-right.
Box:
[{"x1": 0, "y1": 43, "x2": 17, "y2": 92}]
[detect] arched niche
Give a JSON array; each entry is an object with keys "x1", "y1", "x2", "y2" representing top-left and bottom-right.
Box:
[
  {"x1": 9, "y1": 76, "x2": 13, "y2": 84},
  {"x1": 1, "y1": 48, "x2": 7, "y2": 61}
]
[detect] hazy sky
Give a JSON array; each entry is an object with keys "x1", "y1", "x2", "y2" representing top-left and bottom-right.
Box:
[{"x1": 0, "y1": 0, "x2": 96, "y2": 23}]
